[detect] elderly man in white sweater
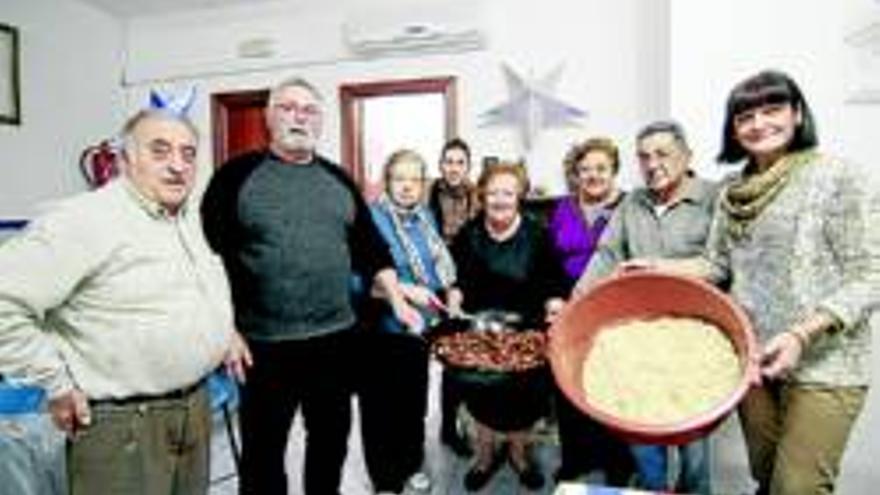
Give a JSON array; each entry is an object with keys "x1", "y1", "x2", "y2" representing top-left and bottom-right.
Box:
[{"x1": 0, "y1": 98, "x2": 249, "y2": 495}]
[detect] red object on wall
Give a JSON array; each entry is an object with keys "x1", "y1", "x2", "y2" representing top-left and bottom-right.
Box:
[{"x1": 79, "y1": 140, "x2": 120, "y2": 189}]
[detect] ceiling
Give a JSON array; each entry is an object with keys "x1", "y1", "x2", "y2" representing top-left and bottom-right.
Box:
[
  {"x1": 76, "y1": 0, "x2": 414, "y2": 18},
  {"x1": 77, "y1": 0, "x2": 296, "y2": 18}
]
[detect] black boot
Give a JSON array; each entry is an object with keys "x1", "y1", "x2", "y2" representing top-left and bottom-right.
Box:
[
  {"x1": 463, "y1": 445, "x2": 504, "y2": 491},
  {"x1": 509, "y1": 444, "x2": 544, "y2": 490},
  {"x1": 440, "y1": 371, "x2": 472, "y2": 457},
  {"x1": 441, "y1": 428, "x2": 473, "y2": 457}
]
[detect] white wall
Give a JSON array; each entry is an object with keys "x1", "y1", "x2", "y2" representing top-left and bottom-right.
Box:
[
  {"x1": 670, "y1": 0, "x2": 880, "y2": 178},
  {"x1": 0, "y1": 0, "x2": 125, "y2": 218},
  {"x1": 122, "y1": 0, "x2": 661, "y2": 197},
  {"x1": 671, "y1": 1, "x2": 880, "y2": 492}
]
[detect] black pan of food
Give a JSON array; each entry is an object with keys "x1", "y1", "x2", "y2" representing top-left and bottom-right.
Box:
[{"x1": 426, "y1": 310, "x2": 549, "y2": 386}]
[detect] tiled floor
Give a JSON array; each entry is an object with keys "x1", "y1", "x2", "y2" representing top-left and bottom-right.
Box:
[{"x1": 208, "y1": 361, "x2": 755, "y2": 495}]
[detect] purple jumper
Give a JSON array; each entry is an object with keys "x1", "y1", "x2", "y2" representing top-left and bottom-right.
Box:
[{"x1": 548, "y1": 195, "x2": 619, "y2": 283}]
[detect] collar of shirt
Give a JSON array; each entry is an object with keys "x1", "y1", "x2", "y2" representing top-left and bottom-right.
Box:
[
  {"x1": 120, "y1": 178, "x2": 189, "y2": 220},
  {"x1": 436, "y1": 179, "x2": 474, "y2": 199},
  {"x1": 267, "y1": 149, "x2": 318, "y2": 167},
  {"x1": 633, "y1": 176, "x2": 714, "y2": 212}
]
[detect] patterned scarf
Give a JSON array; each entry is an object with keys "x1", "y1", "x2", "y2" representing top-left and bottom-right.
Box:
[
  {"x1": 379, "y1": 196, "x2": 457, "y2": 288},
  {"x1": 720, "y1": 149, "x2": 819, "y2": 239}
]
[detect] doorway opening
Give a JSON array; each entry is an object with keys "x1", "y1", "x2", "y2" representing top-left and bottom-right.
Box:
[{"x1": 340, "y1": 76, "x2": 457, "y2": 196}]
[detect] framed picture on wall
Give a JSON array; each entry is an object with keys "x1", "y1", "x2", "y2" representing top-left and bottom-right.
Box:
[{"x1": 0, "y1": 23, "x2": 20, "y2": 125}]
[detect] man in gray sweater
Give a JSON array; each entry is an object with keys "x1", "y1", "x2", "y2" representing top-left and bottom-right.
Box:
[{"x1": 201, "y1": 77, "x2": 420, "y2": 495}]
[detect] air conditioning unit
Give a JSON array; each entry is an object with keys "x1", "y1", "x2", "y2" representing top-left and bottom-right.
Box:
[{"x1": 343, "y1": 1, "x2": 488, "y2": 57}]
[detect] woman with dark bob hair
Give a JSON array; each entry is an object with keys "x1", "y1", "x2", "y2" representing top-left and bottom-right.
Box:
[
  {"x1": 717, "y1": 70, "x2": 818, "y2": 163},
  {"x1": 654, "y1": 69, "x2": 880, "y2": 494}
]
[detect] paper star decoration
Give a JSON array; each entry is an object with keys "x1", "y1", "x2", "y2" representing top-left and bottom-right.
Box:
[{"x1": 480, "y1": 63, "x2": 587, "y2": 151}]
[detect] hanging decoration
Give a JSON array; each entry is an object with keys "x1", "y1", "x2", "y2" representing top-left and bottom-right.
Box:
[
  {"x1": 148, "y1": 86, "x2": 197, "y2": 117},
  {"x1": 79, "y1": 139, "x2": 121, "y2": 189},
  {"x1": 77, "y1": 86, "x2": 198, "y2": 190},
  {"x1": 480, "y1": 63, "x2": 587, "y2": 151}
]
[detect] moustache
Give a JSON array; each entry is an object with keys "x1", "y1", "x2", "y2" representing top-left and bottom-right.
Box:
[
  {"x1": 279, "y1": 126, "x2": 312, "y2": 139},
  {"x1": 162, "y1": 176, "x2": 187, "y2": 185}
]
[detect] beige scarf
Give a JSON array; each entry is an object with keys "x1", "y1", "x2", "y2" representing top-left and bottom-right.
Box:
[{"x1": 721, "y1": 149, "x2": 819, "y2": 239}]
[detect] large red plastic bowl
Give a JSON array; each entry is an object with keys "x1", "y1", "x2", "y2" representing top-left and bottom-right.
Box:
[{"x1": 548, "y1": 270, "x2": 759, "y2": 445}]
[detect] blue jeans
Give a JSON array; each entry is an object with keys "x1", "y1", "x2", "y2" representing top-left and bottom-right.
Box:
[
  {"x1": 0, "y1": 413, "x2": 66, "y2": 495},
  {"x1": 631, "y1": 444, "x2": 668, "y2": 490},
  {"x1": 631, "y1": 438, "x2": 711, "y2": 494}
]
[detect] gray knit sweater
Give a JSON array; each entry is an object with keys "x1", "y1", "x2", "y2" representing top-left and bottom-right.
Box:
[{"x1": 201, "y1": 152, "x2": 393, "y2": 341}]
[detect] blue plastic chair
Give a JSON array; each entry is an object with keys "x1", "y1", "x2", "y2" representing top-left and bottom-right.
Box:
[
  {"x1": 207, "y1": 369, "x2": 241, "y2": 478},
  {"x1": 1, "y1": 379, "x2": 66, "y2": 495},
  {"x1": 0, "y1": 382, "x2": 44, "y2": 415}
]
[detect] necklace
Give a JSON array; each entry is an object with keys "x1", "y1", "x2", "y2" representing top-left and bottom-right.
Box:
[{"x1": 486, "y1": 213, "x2": 522, "y2": 242}]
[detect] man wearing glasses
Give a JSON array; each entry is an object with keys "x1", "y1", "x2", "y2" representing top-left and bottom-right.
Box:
[{"x1": 202, "y1": 77, "x2": 421, "y2": 495}]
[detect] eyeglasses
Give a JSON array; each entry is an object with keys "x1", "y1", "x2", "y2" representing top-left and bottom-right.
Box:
[
  {"x1": 389, "y1": 175, "x2": 424, "y2": 184},
  {"x1": 637, "y1": 147, "x2": 680, "y2": 164},
  {"x1": 575, "y1": 164, "x2": 613, "y2": 177},
  {"x1": 272, "y1": 101, "x2": 322, "y2": 118},
  {"x1": 146, "y1": 139, "x2": 197, "y2": 165}
]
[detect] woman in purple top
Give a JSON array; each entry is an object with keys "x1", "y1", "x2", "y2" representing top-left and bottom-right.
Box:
[
  {"x1": 549, "y1": 137, "x2": 625, "y2": 288},
  {"x1": 550, "y1": 137, "x2": 634, "y2": 485}
]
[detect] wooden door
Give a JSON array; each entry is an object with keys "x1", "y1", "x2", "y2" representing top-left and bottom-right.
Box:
[{"x1": 212, "y1": 90, "x2": 270, "y2": 167}]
